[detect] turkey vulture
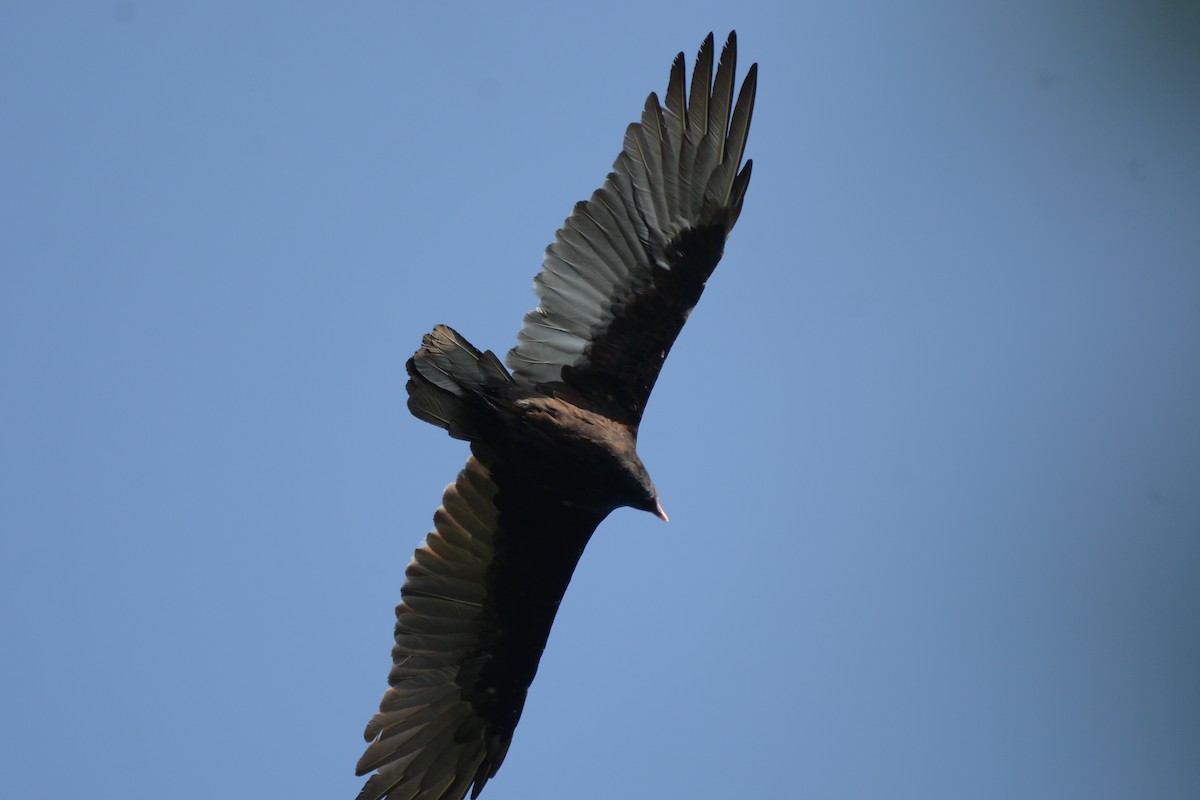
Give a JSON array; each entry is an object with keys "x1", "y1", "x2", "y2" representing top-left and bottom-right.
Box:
[{"x1": 356, "y1": 31, "x2": 756, "y2": 800}]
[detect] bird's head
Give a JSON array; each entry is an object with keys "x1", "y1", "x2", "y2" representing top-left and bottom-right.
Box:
[{"x1": 626, "y1": 459, "x2": 669, "y2": 522}]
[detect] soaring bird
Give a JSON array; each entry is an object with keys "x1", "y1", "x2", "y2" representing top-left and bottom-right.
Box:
[{"x1": 356, "y1": 31, "x2": 756, "y2": 800}]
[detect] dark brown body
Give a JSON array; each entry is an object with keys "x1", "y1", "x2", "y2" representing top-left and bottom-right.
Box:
[{"x1": 478, "y1": 390, "x2": 658, "y2": 516}]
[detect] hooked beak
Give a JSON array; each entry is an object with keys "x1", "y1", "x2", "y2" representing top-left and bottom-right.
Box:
[{"x1": 653, "y1": 498, "x2": 669, "y2": 522}]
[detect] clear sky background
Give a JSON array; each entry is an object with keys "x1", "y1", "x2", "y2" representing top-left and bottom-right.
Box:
[{"x1": 2, "y1": 2, "x2": 1198, "y2": 798}]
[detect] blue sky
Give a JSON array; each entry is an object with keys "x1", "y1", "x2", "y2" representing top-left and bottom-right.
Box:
[{"x1": 3, "y1": 2, "x2": 1199, "y2": 798}]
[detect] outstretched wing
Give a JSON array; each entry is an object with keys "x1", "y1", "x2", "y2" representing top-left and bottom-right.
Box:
[
  {"x1": 506, "y1": 31, "x2": 757, "y2": 426},
  {"x1": 356, "y1": 456, "x2": 605, "y2": 800}
]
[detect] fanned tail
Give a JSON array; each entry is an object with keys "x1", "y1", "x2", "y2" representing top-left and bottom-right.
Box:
[{"x1": 406, "y1": 325, "x2": 514, "y2": 441}]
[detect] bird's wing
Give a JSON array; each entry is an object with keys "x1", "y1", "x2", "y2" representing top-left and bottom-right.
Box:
[
  {"x1": 356, "y1": 455, "x2": 605, "y2": 800},
  {"x1": 506, "y1": 31, "x2": 757, "y2": 426}
]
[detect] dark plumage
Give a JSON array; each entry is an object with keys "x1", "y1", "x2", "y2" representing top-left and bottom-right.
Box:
[{"x1": 356, "y1": 32, "x2": 756, "y2": 800}]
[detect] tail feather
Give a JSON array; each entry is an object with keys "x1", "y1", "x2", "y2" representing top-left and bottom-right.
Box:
[{"x1": 406, "y1": 325, "x2": 513, "y2": 440}]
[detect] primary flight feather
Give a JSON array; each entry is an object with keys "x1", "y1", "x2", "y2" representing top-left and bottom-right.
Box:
[{"x1": 357, "y1": 31, "x2": 756, "y2": 800}]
